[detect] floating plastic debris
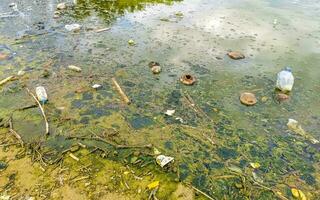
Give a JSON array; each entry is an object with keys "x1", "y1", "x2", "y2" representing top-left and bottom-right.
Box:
[
  {"x1": 36, "y1": 86, "x2": 48, "y2": 103},
  {"x1": 180, "y1": 74, "x2": 196, "y2": 85},
  {"x1": 276, "y1": 67, "x2": 294, "y2": 92},
  {"x1": 65, "y1": 24, "x2": 82, "y2": 32},
  {"x1": 165, "y1": 110, "x2": 175, "y2": 116},
  {"x1": 92, "y1": 84, "x2": 102, "y2": 89},
  {"x1": 156, "y1": 155, "x2": 174, "y2": 167}
]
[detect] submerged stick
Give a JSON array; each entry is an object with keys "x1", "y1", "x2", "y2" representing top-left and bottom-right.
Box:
[
  {"x1": 66, "y1": 135, "x2": 152, "y2": 149},
  {"x1": 112, "y1": 77, "x2": 131, "y2": 104},
  {"x1": 189, "y1": 185, "x2": 216, "y2": 200},
  {"x1": 26, "y1": 88, "x2": 49, "y2": 135},
  {"x1": 0, "y1": 76, "x2": 14, "y2": 86},
  {"x1": 8, "y1": 117, "x2": 24, "y2": 147},
  {"x1": 94, "y1": 27, "x2": 110, "y2": 33}
]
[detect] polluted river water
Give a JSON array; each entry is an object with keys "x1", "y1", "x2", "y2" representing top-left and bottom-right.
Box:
[{"x1": 0, "y1": 0, "x2": 320, "y2": 199}]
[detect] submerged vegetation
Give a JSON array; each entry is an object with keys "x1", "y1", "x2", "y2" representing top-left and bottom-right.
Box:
[{"x1": 0, "y1": 0, "x2": 320, "y2": 199}]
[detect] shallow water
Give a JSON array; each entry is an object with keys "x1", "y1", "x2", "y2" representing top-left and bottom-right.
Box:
[{"x1": 0, "y1": 0, "x2": 320, "y2": 199}]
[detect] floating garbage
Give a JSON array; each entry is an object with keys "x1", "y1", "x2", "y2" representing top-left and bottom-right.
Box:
[
  {"x1": 57, "y1": 3, "x2": 67, "y2": 10},
  {"x1": 149, "y1": 61, "x2": 161, "y2": 74},
  {"x1": 92, "y1": 84, "x2": 102, "y2": 89},
  {"x1": 36, "y1": 86, "x2": 48, "y2": 103},
  {"x1": 276, "y1": 67, "x2": 294, "y2": 92},
  {"x1": 65, "y1": 24, "x2": 82, "y2": 32},
  {"x1": 68, "y1": 65, "x2": 82, "y2": 72},
  {"x1": 180, "y1": 74, "x2": 196, "y2": 85},
  {"x1": 164, "y1": 109, "x2": 175, "y2": 116},
  {"x1": 240, "y1": 92, "x2": 257, "y2": 106},
  {"x1": 156, "y1": 155, "x2": 174, "y2": 167},
  {"x1": 287, "y1": 119, "x2": 319, "y2": 144},
  {"x1": 227, "y1": 51, "x2": 245, "y2": 60}
]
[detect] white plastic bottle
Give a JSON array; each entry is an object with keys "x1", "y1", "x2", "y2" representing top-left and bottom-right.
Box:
[
  {"x1": 276, "y1": 67, "x2": 294, "y2": 92},
  {"x1": 36, "y1": 86, "x2": 48, "y2": 103}
]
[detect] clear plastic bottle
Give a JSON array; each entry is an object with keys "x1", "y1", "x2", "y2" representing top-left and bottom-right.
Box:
[
  {"x1": 276, "y1": 67, "x2": 294, "y2": 92},
  {"x1": 36, "y1": 86, "x2": 48, "y2": 103}
]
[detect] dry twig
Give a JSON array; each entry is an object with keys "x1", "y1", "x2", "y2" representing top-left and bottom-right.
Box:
[
  {"x1": 26, "y1": 88, "x2": 49, "y2": 135},
  {"x1": 112, "y1": 77, "x2": 131, "y2": 104}
]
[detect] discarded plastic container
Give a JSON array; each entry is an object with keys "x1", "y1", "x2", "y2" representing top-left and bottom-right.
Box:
[
  {"x1": 276, "y1": 67, "x2": 294, "y2": 92},
  {"x1": 36, "y1": 86, "x2": 48, "y2": 103},
  {"x1": 92, "y1": 84, "x2": 102, "y2": 89},
  {"x1": 156, "y1": 155, "x2": 174, "y2": 167},
  {"x1": 65, "y1": 24, "x2": 81, "y2": 32}
]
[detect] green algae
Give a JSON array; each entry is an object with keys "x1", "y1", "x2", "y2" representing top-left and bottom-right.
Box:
[{"x1": 0, "y1": 0, "x2": 320, "y2": 199}]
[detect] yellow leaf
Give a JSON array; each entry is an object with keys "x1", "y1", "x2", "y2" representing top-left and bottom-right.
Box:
[
  {"x1": 298, "y1": 190, "x2": 307, "y2": 200},
  {"x1": 147, "y1": 181, "x2": 159, "y2": 190},
  {"x1": 250, "y1": 162, "x2": 261, "y2": 169},
  {"x1": 123, "y1": 171, "x2": 129, "y2": 175},
  {"x1": 291, "y1": 188, "x2": 299, "y2": 198}
]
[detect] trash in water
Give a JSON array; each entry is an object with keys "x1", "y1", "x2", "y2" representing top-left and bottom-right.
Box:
[
  {"x1": 227, "y1": 51, "x2": 245, "y2": 60},
  {"x1": 240, "y1": 92, "x2": 257, "y2": 106},
  {"x1": 151, "y1": 65, "x2": 161, "y2": 74},
  {"x1": 36, "y1": 86, "x2": 48, "y2": 103},
  {"x1": 156, "y1": 155, "x2": 174, "y2": 167},
  {"x1": 128, "y1": 39, "x2": 135, "y2": 46},
  {"x1": 180, "y1": 74, "x2": 196, "y2": 85},
  {"x1": 148, "y1": 61, "x2": 161, "y2": 74},
  {"x1": 68, "y1": 65, "x2": 82, "y2": 72},
  {"x1": 175, "y1": 117, "x2": 184, "y2": 123},
  {"x1": 287, "y1": 119, "x2": 319, "y2": 144},
  {"x1": 57, "y1": 3, "x2": 67, "y2": 10},
  {"x1": 65, "y1": 24, "x2": 82, "y2": 32},
  {"x1": 276, "y1": 67, "x2": 294, "y2": 92},
  {"x1": 92, "y1": 84, "x2": 102, "y2": 89},
  {"x1": 147, "y1": 181, "x2": 159, "y2": 190},
  {"x1": 164, "y1": 109, "x2": 175, "y2": 116}
]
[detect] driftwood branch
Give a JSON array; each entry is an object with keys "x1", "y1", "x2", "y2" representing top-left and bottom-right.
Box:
[
  {"x1": 26, "y1": 88, "x2": 49, "y2": 135},
  {"x1": 66, "y1": 135, "x2": 152, "y2": 149},
  {"x1": 112, "y1": 77, "x2": 131, "y2": 104}
]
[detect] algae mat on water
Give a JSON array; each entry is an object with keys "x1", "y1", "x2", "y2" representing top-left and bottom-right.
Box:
[{"x1": 0, "y1": 0, "x2": 320, "y2": 199}]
